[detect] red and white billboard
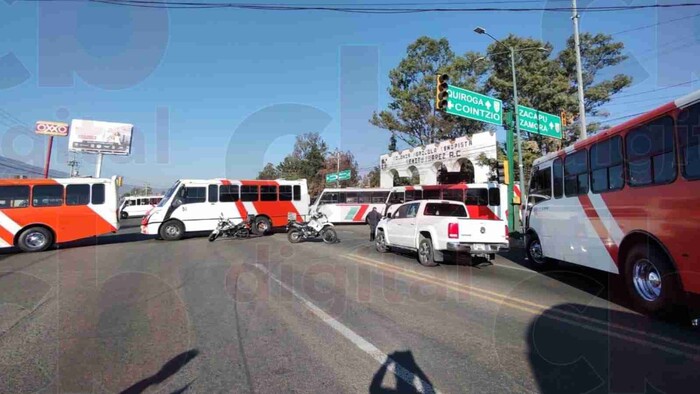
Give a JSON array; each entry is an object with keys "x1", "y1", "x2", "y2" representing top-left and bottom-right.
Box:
[
  {"x1": 68, "y1": 119, "x2": 133, "y2": 156},
  {"x1": 35, "y1": 121, "x2": 69, "y2": 137}
]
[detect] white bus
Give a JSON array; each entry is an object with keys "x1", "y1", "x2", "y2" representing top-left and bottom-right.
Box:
[
  {"x1": 141, "y1": 179, "x2": 309, "y2": 240},
  {"x1": 310, "y1": 188, "x2": 390, "y2": 223},
  {"x1": 119, "y1": 195, "x2": 163, "y2": 219}
]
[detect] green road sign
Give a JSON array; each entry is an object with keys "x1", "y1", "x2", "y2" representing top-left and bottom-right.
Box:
[
  {"x1": 517, "y1": 105, "x2": 562, "y2": 139},
  {"x1": 338, "y1": 169, "x2": 351, "y2": 181},
  {"x1": 326, "y1": 173, "x2": 338, "y2": 183},
  {"x1": 446, "y1": 85, "x2": 503, "y2": 126}
]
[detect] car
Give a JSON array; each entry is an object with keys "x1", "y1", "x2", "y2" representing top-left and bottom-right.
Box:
[{"x1": 375, "y1": 199, "x2": 509, "y2": 266}]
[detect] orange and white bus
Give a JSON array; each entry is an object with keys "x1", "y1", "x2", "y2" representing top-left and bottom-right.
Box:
[
  {"x1": 524, "y1": 89, "x2": 700, "y2": 317},
  {"x1": 310, "y1": 188, "x2": 390, "y2": 223},
  {"x1": 386, "y1": 183, "x2": 521, "y2": 224},
  {"x1": 141, "y1": 179, "x2": 309, "y2": 240},
  {"x1": 0, "y1": 176, "x2": 121, "y2": 252}
]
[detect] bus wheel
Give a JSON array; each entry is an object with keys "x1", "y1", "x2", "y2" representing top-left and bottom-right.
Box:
[
  {"x1": 253, "y1": 217, "x2": 271, "y2": 235},
  {"x1": 120, "y1": 211, "x2": 128, "y2": 219},
  {"x1": 17, "y1": 227, "x2": 53, "y2": 253},
  {"x1": 159, "y1": 220, "x2": 184, "y2": 241},
  {"x1": 526, "y1": 233, "x2": 553, "y2": 270},
  {"x1": 625, "y1": 244, "x2": 681, "y2": 316}
]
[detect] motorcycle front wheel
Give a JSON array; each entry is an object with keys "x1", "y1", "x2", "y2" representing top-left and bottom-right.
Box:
[
  {"x1": 287, "y1": 230, "x2": 302, "y2": 244},
  {"x1": 321, "y1": 228, "x2": 338, "y2": 244},
  {"x1": 236, "y1": 228, "x2": 250, "y2": 238},
  {"x1": 208, "y1": 232, "x2": 220, "y2": 242}
]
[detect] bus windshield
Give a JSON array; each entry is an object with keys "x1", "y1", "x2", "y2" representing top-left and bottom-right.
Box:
[{"x1": 158, "y1": 181, "x2": 180, "y2": 207}]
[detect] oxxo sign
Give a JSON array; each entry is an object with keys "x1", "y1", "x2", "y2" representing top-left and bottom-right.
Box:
[
  {"x1": 517, "y1": 105, "x2": 562, "y2": 139},
  {"x1": 446, "y1": 85, "x2": 503, "y2": 126}
]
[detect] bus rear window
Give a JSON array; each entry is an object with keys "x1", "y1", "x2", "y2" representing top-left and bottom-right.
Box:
[
  {"x1": 0, "y1": 185, "x2": 29, "y2": 208},
  {"x1": 465, "y1": 189, "x2": 488, "y2": 206},
  {"x1": 423, "y1": 203, "x2": 467, "y2": 217}
]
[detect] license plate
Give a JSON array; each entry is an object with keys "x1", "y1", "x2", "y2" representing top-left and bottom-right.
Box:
[{"x1": 472, "y1": 244, "x2": 486, "y2": 251}]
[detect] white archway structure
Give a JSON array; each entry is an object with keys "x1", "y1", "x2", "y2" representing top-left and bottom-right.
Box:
[{"x1": 379, "y1": 131, "x2": 497, "y2": 187}]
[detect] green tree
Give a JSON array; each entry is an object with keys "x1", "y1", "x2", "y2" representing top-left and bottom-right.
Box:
[
  {"x1": 316, "y1": 150, "x2": 360, "y2": 195},
  {"x1": 256, "y1": 162, "x2": 280, "y2": 180},
  {"x1": 364, "y1": 166, "x2": 381, "y2": 187},
  {"x1": 277, "y1": 132, "x2": 328, "y2": 186},
  {"x1": 371, "y1": 37, "x2": 490, "y2": 147}
]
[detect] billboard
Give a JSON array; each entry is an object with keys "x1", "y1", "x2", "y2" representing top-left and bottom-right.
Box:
[
  {"x1": 68, "y1": 119, "x2": 133, "y2": 156},
  {"x1": 35, "y1": 121, "x2": 69, "y2": 137}
]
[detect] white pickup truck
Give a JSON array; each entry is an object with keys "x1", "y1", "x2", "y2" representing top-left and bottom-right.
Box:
[{"x1": 375, "y1": 200, "x2": 509, "y2": 266}]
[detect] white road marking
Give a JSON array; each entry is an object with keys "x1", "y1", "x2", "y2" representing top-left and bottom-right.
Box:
[{"x1": 252, "y1": 263, "x2": 440, "y2": 394}]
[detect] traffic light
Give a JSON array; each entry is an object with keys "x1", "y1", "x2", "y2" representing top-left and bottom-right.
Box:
[
  {"x1": 560, "y1": 111, "x2": 575, "y2": 126},
  {"x1": 496, "y1": 160, "x2": 508, "y2": 184},
  {"x1": 435, "y1": 74, "x2": 449, "y2": 111},
  {"x1": 560, "y1": 111, "x2": 567, "y2": 126}
]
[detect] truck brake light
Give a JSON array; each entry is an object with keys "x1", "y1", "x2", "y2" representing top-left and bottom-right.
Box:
[
  {"x1": 448, "y1": 223, "x2": 459, "y2": 239},
  {"x1": 505, "y1": 224, "x2": 509, "y2": 240}
]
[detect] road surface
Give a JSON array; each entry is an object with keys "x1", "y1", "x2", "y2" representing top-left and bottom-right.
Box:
[{"x1": 1, "y1": 219, "x2": 699, "y2": 393}]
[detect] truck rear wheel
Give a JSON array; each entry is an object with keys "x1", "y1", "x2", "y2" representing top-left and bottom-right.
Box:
[{"x1": 417, "y1": 236, "x2": 437, "y2": 267}]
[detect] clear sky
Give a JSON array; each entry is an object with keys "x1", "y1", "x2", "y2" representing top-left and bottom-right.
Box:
[{"x1": 1, "y1": 0, "x2": 698, "y2": 189}]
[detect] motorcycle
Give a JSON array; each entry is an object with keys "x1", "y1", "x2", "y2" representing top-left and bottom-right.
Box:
[
  {"x1": 208, "y1": 214, "x2": 254, "y2": 242},
  {"x1": 287, "y1": 211, "x2": 338, "y2": 244}
]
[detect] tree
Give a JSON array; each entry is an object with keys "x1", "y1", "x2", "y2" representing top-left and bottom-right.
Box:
[
  {"x1": 276, "y1": 132, "x2": 328, "y2": 187},
  {"x1": 257, "y1": 162, "x2": 280, "y2": 180},
  {"x1": 315, "y1": 150, "x2": 360, "y2": 195},
  {"x1": 364, "y1": 166, "x2": 381, "y2": 188},
  {"x1": 371, "y1": 37, "x2": 491, "y2": 147}
]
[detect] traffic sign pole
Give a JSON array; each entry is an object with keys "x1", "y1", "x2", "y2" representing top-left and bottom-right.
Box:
[
  {"x1": 505, "y1": 112, "x2": 516, "y2": 232},
  {"x1": 43, "y1": 136, "x2": 54, "y2": 179}
]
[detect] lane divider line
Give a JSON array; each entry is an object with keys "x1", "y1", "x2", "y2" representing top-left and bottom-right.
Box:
[
  {"x1": 251, "y1": 263, "x2": 441, "y2": 394},
  {"x1": 344, "y1": 253, "x2": 700, "y2": 359}
]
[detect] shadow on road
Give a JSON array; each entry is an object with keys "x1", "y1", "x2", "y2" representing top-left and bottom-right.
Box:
[
  {"x1": 526, "y1": 303, "x2": 700, "y2": 393},
  {"x1": 369, "y1": 350, "x2": 435, "y2": 394},
  {"x1": 120, "y1": 349, "x2": 199, "y2": 394}
]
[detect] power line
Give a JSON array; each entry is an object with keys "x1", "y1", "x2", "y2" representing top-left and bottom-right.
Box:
[
  {"x1": 610, "y1": 12, "x2": 700, "y2": 36},
  {"x1": 611, "y1": 79, "x2": 699, "y2": 99},
  {"x1": 90, "y1": 0, "x2": 700, "y2": 13},
  {"x1": 605, "y1": 93, "x2": 682, "y2": 107}
]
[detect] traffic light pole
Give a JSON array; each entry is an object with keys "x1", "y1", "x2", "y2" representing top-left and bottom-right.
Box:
[{"x1": 505, "y1": 111, "x2": 516, "y2": 232}]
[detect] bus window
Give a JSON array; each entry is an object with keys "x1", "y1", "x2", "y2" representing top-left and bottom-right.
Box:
[
  {"x1": 358, "y1": 192, "x2": 371, "y2": 203},
  {"x1": 0, "y1": 185, "x2": 29, "y2": 208},
  {"x1": 405, "y1": 190, "x2": 422, "y2": 201},
  {"x1": 678, "y1": 102, "x2": 700, "y2": 180},
  {"x1": 150, "y1": 197, "x2": 161, "y2": 205},
  {"x1": 442, "y1": 189, "x2": 463, "y2": 202},
  {"x1": 279, "y1": 185, "x2": 292, "y2": 201},
  {"x1": 33, "y1": 185, "x2": 64, "y2": 207},
  {"x1": 346, "y1": 192, "x2": 358, "y2": 203},
  {"x1": 488, "y1": 187, "x2": 500, "y2": 206},
  {"x1": 220, "y1": 185, "x2": 239, "y2": 202},
  {"x1": 423, "y1": 189, "x2": 441, "y2": 199},
  {"x1": 319, "y1": 191, "x2": 338, "y2": 205},
  {"x1": 261, "y1": 185, "x2": 277, "y2": 201},
  {"x1": 465, "y1": 189, "x2": 488, "y2": 206},
  {"x1": 552, "y1": 158, "x2": 563, "y2": 199},
  {"x1": 626, "y1": 116, "x2": 676, "y2": 186},
  {"x1": 66, "y1": 184, "x2": 90, "y2": 206},
  {"x1": 590, "y1": 136, "x2": 624, "y2": 193},
  {"x1": 372, "y1": 191, "x2": 389, "y2": 203},
  {"x1": 140, "y1": 198, "x2": 149, "y2": 206},
  {"x1": 208, "y1": 185, "x2": 219, "y2": 203},
  {"x1": 293, "y1": 185, "x2": 301, "y2": 201},
  {"x1": 388, "y1": 191, "x2": 404, "y2": 204},
  {"x1": 241, "y1": 185, "x2": 259, "y2": 202},
  {"x1": 529, "y1": 167, "x2": 552, "y2": 204},
  {"x1": 564, "y1": 150, "x2": 588, "y2": 196},
  {"x1": 92, "y1": 184, "x2": 105, "y2": 205},
  {"x1": 184, "y1": 187, "x2": 206, "y2": 204}
]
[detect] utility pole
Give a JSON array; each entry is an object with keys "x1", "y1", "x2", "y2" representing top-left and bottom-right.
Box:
[
  {"x1": 509, "y1": 46, "x2": 526, "y2": 224},
  {"x1": 336, "y1": 151, "x2": 340, "y2": 188},
  {"x1": 572, "y1": 0, "x2": 588, "y2": 139},
  {"x1": 68, "y1": 154, "x2": 80, "y2": 177}
]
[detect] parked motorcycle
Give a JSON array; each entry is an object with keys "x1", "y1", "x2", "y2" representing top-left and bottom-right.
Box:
[
  {"x1": 287, "y1": 211, "x2": 338, "y2": 244},
  {"x1": 208, "y1": 214, "x2": 254, "y2": 242}
]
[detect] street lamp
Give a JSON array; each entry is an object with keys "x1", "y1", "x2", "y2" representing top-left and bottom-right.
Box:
[{"x1": 474, "y1": 26, "x2": 542, "y2": 223}]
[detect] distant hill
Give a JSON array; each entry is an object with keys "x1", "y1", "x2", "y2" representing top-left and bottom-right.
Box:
[{"x1": 0, "y1": 156, "x2": 69, "y2": 178}]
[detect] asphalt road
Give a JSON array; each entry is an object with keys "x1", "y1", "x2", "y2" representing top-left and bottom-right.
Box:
[{"x1": 1, "y1": 219, "x2": 700, "y2": 393}]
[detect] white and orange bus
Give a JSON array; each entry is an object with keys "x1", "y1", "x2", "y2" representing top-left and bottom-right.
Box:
[
  {"x1": 310, "y1": 188, "x2": 390, "y2": 223},
  {"x1": 0, "y1": 176, "x2": 121, "y2": 252},
  {"x1": 386, "y1": 183, "x2": 521, "y2": 223},
  {"x1": 141, "y1": 179, "x2": 309, "y2": 240},
  {"x1": 524, "y1": 89, "x2": 700, "y2": 317}
]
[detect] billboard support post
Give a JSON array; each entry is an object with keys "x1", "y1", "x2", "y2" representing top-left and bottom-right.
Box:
[
  {"x1": 95, "y1": 153, "x2": 104, "y2": 178},
  {"x1": 43, "y1": 136, "x2": 54, "y2": 179}
]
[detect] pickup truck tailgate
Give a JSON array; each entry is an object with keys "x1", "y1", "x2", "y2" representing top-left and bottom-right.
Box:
[{"x1": 457, "y1": 218, "x2": 507, "y2": 243}]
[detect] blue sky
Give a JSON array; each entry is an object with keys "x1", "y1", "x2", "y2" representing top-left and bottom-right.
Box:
[{"x1": 1, "y1": 0, "x2": 699, "y2": 189}]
